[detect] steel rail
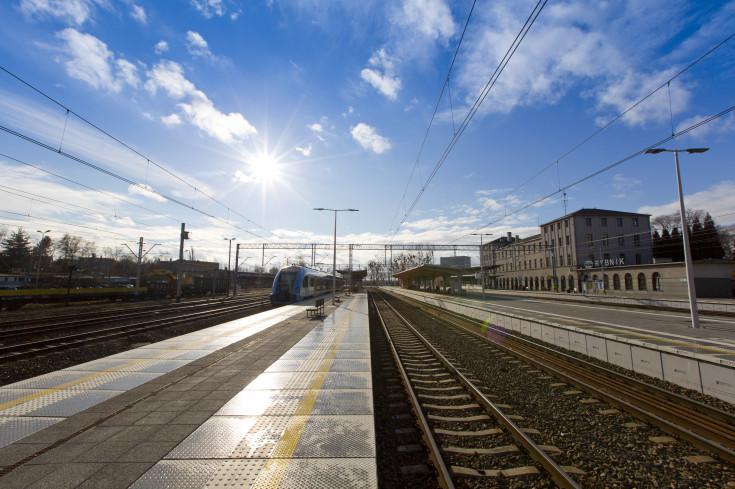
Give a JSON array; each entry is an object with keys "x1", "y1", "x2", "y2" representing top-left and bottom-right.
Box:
[
  {"x1": 0, "y1": 295, "x2": 270, "y2": 344},
  {"x1": 400, "y1": 292, "x2": 735, "y2": 465},
  {"x1": 370, "y1": 292, "x2": 454, "y2": 489},
  {"x1": 0, "y1": 299, "x2": 271, "y2": 363},
  {"x1": 374, "y1": 290, "x2": 582, "y2": 489}
]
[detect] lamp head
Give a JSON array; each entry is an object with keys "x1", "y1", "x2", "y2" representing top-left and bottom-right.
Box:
[
  {"x1": 644, "y1": 148, "x2": 666, "y2": 154},
  {"x1": 685, "y1": 148, "x2": 709, "y2": 153}
]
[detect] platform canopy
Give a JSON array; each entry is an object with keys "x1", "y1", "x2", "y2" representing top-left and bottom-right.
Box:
[{"x1": 392, "y1": 264, "x2": 482, "y2": 289}]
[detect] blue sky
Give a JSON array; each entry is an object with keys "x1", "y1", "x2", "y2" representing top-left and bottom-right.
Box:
[{"x1": 1, "y1": 0, "x2": 734, "y2": 269}]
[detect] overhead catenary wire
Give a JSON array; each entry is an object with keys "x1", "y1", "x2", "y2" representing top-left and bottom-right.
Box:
[
  {"x1": 0, "y1": 65, "x2": 278, "y2": 240},
  {"x1": 392, "y1": 0, "x2": 548, "y2": 236},
  {"x1": 0, "y1": 123, "x2": 273, "y2": 241}
]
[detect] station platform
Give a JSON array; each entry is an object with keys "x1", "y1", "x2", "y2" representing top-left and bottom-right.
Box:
[
  {"x1": 0, "y1": 292, "x2": 375, "y2": 488},
  {"x1": 388, "y1": 287, "x2": 735, "y2": 404}
]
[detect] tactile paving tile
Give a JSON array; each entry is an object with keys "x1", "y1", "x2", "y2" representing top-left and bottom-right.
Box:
[
  {"x1": 63, "y1": 358, "x2": 138, "y2": 372},
  {"x1": 72, "y1": 372, "x2": 161, "y2": 391},
  {"x1": 205, "y1": 459, "x2": 268, "y2": 487},
  {"x1": 215, "y1": 390, "x2": 305, "y2": 416},
  {"x1": 311, "y1": 389, "x2": 373, "y2": 415},
  {"x1": 0, "y1": 415, "x2": 65, "y2": 448},
  {"x1": 21, "y1": 389, "x2": 122, "y2": 417},
  {"x1": 0, "y1": 388, "x2": 40, "y2": 406},
  {"x1": 272, "y1": 458, "x2": 378, "y2": 489},
  {"x1": 278, "y1": 349, "x2": 321, "y2": 360},
  {"x1": 327, "y1": 359, "x2": 370, "y2": 372},
  {"x1": 231, "y1": 416, "x2": 291, "y2": 459},
  {"x1": 244, "y1": 373, "x2": 298, "y2": 391},
  {"x1": 321, "y1": 372, "x2": 372, "y2": 389},
  {"x1": 333, "y1": 349, "x2": 370, "y2": 359},
  {"x1": 264, "y1": 360, "x2": 305, "y2": 372},
  {"x1": 0, "y1": 388, "x2": 83, "y2": 416},
  {"x1": 293, "y1": 415, "x2": 375, "y2": 458},
  {"x1": 165, "y1": 416, "x2": 258, "y2": 459},
  {"x1": 129, "y1": 460, "x2": 222, "y2": 489},
  {"x1": 6, "y1": 371, "x2": 89, "y2": 390}
]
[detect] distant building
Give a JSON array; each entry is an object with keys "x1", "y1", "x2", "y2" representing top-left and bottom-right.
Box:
[{"x1": 440, "y1": 256, "x2": 471, "y2": 268}]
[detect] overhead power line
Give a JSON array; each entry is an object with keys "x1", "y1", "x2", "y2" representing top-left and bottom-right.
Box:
[
  {"x1": 391, "y1": 0, "x2": 548, "y2": 236},
  {"x1": 0, "y1": 65, "x2": 278, "y2": 240}
]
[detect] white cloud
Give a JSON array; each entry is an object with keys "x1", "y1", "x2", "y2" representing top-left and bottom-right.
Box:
[
  {"x1": 351, "y1": 123, "x2": 391, "y2": 154},
  {"x1": 308, "y1": 123, "x2": 324, "y2": 132},
  {"x1": 295, "y1": 144, "x2": 312, "y2": 157},
  {"x1": 145, "y1": 60, "x2": 257, "y2": 143},
  {"x1": 360, "y1": 48, "x2": 402, "y2": 100},
  {"x1": 186, "y1": 31, "x2": 212, "y2": 58},
  {"x1": 20, "y1": 0, "x2": 97, "y2": 25},
  {"x1": 190, "y1": 0, "x2": 227, "y2": 18},
  {"x1": 393, "y1": 0, "x2": 456, "y2": 41},
  {"x1": 161, "y1": 113, "x2": 182, "y2": 126},
  {"x1": 55, "y1": 28, "x2": 140, "y2": 92},
  {"x1": 675, "y1": 112, "x2": 735, "y2": 140},
  {"x1": 637, "y1": 181, "x2": 735, "y2": 226},
  {"x1": 130, "y1": 4, "x2": 147, "y2": 24},
  {"x1": 232, "y1": 170, "x2": 254, "y2": 183},
  {"x1": 452, "y1": 1, "x2": 708, "y2": 127},
  {"x1": 154, "y1": 41, "x2": 169, "y2": 54},
  {"x1": 128, "y1": 184, "x2": 167, "y2": 202}
]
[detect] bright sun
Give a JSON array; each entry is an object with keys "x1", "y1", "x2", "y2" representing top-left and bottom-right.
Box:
[{"x1": 249, "y1": 153, "x2": 281, "y2": 185}]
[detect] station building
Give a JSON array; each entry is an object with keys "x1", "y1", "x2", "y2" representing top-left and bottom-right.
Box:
[{"x1": 483, "y1": 208, "x2": 735, "y2": 298}]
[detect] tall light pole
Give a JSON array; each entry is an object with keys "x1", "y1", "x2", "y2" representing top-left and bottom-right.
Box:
[
  {"x1": 471, "y1": 233, "x2": 492, "y2": 298},
  {"x1": 314, "y1": 207, "x2": 358, "y2": 305},
  {"x1": 224, "y1": 238, "x2": 235, "y2": 296},
  {"x1": 35, "y1": 229, "x2": 50, "y2": 288},
  {"x1": 644, "y1": 147, "x2": 708, "y2": 329}
]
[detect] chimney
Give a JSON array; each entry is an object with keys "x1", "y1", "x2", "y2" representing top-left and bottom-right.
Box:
[{"x1": 507, "y1": 232, "x2": 512, "y2": 240}]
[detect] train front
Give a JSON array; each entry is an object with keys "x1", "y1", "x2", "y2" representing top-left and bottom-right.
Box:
[{"x1": 270, "y1": 266, "x2": 300, "y2": 305}]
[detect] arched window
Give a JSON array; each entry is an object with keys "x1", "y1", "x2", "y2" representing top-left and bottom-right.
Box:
[
  {"x1": 603, "y1": 274, "x2": 609, "y2": 291},
  {"x1": 569, "y1": 276, "x2": 575, "y2": 292},
  {"x1": 652, "y1": 272, "x2": 661, "y2": 291},
  {"x1": 638, "y1": 273, "x2": 646, "y2": 290},
  {"x1": 560, "y1": 276, "x2": 566, "y2": 291},
  {"x1": 625, "y1": 273, "x2": 633, "y2": 290},
  {"x1": 613, "y1": 274, "x2": 621, "y2": 290}
]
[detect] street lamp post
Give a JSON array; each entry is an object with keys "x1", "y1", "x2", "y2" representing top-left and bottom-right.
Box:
[
  {"x1": 314, "y1": 207, "x2": 358, "y2": 305},
  {"x1": 35, "y1": 229, "x2": 50, "y2": 289},
  {"x1": 471, "y1": 233, "x2": 492, "y2": 299},
  {"x1": 644, "y1": 147, "x2": 709, "y2": 329}
]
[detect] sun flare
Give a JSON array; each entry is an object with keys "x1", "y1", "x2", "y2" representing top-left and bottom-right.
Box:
[{"x1": 249, "y1": 153, "x2": 281, "y2": 185}]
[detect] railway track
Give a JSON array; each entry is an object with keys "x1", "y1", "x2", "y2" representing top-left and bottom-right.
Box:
[
  {"x1": 0, "y1": 295, "x2": 272, "y2": 363},
  {"x1": 371, "y1": 289, "x2": 582, "y2": 488},
  {"x1": 385, "y1": 289, "x2": 735, "y2": 466}
]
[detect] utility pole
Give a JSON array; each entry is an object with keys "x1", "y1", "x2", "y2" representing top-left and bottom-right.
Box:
[
  {"x1": 123, "y1": 237, "x2": 160, "y2": 298},
  {"x1": 233, "y1": 243, "x2": 240, "y2": 297},
  {"x1": 177, "y1": 223, "x2": 190, "y2": 303}
]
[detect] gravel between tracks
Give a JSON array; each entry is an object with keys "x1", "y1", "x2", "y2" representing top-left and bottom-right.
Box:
[{"x1": 386, "y1": 295, "x2": 735, "y2": 489}]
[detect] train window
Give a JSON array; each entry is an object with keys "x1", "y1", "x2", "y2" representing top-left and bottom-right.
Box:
[{"x1": 302, "y1": 277, "x2": 308, "y2": 288}]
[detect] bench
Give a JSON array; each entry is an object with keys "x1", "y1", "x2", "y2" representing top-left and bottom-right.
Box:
[{"x1": 306, "y1": 297, "x2": 324, "y2": 318}]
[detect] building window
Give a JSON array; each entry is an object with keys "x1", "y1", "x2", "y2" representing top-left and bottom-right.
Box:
[
  {"x1": 558, "y1": 237, "x2": 563, "y2": 246},
  {"x1": 586, "y1": 234, "x2": 593, "y2": 245},
  {"x1": 602, "y1": 234, "x2": 608, "y2": 245},
  {"x1": 652, "y1": 272, "x2": 661, "y2": 291},
  {"x1": 633, "y1": 217, "x2": 639, "y2": 227},
  {"x1": 546, "y1": 257, "x2": 550, "y2": 267},
  {"x1": 557, "y1": 222, "x2": 561, "y2": 230},
  {"x1": 601, "y1": 217, "x2": 607, "y2": 226},
  {"x1": 635, "y1": 253, "x2": 642, "y2": 265},
  {"x1": 565, "y1": 235, "x2": 570, "y2": 245},
  {"x1": 565, "y1": 220, "x2": 569, "y2": 228},
  {"x1": 585, "y1": 218, "x2": 592, "y2": 226},
  {"x1": 567, "y1": 253, "x2": 571, "y2": 265},
  {"x1": 638, "y1": 273, "x2": 646, "y2": 290},
  {"x1": 613, "y1": 274, "x2": 621, "y2": 290},
  {"x1": 618, "y1": 235, "x2": 624, "y2": 245},
  {"x1": 625, "y1": 273, "x2": 633, "y2": 290},
  {"x1": 634, "y1": 234, "x2": 640, "y2": 247},
  {"x1": 559, "y1": 254, "x2": 564, "y2": 266}
]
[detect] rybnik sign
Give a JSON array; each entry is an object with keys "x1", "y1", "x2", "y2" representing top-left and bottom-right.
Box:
[{"x1": 584, "y1": 257, "x2": 625, "y2": 268}]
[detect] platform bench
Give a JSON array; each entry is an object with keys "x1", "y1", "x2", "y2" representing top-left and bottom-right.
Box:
[{"x1": 306, "y1": 298, "x2": 324, "y2": 318}]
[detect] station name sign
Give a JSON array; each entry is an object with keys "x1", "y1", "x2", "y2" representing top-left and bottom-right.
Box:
[{"x1": 583, "y1": 257, "x2": 625, "y2": 268}]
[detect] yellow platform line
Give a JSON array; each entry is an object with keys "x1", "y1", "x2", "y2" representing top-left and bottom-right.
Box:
[{"x1": 251, "y1": 297, "x2": 360, "y2": 488}]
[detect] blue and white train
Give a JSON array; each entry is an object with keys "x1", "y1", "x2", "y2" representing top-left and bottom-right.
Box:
[{"x1": 269, "y1": 266, "x2": 344, "y2": 305}]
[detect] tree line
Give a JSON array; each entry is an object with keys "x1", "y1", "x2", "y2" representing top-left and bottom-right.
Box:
[{"x1": 651, "y1": 210, "x2": 733, "y2": 261}]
